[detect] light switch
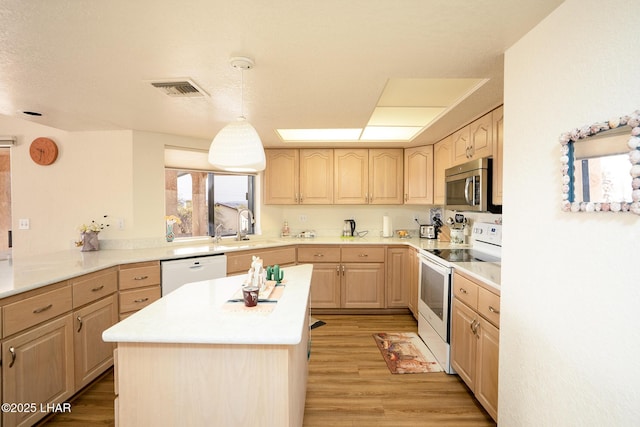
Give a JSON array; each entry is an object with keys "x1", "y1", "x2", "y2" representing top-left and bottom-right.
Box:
[{"x1": 18, "y1": 218, "x2": 30, "y2": 230}]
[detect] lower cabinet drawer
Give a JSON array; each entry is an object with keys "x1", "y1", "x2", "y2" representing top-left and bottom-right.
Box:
[
  {"x1": 3, "y1": 286, "x2": 73, "y2": 337},
  {"x1": 119, "y1": 287, "x2": 161, "y2": 314}
]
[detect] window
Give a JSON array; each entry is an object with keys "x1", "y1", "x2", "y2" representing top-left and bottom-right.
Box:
[{"x1": 165, "y1": 169, "x2": 255, "y2": 239}]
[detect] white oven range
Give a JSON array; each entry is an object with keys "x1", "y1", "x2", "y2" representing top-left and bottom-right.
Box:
[{"x1": 417, "y1": 222, "x2": 502, "y2": 374}]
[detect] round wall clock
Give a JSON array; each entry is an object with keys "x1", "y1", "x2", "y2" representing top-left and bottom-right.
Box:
[{"x1": 29, "y1": 137, "x2": 59, "y2": 165}]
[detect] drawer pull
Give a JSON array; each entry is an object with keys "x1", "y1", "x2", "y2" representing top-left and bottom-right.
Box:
[
  {"x1": 336, "y1": 265, "x2": 340, "y2": 275},
  {"x1": 91, "y1": 285, "x2": 105, "y2": 292},
  {"x1": 9, "y1": 346, "x2": 16, "y2": 368},
  {"x1": 134, "y1": 275, "x2": 149, "y2": 281},
  {"x1": 358, "y1": 254, "x2": 368, "y2": 257},
  {"x1": 314, "y1": 253, "x2": 325, "y2": 257},
  {"x1": 459, "y1": 288, "x2": 468, "y2": 294},
  {"x1": 33, "y1": 304, "x2": 53, "y2": 314},
  {"x1": 488, "y1": 306, "x2": 500, "y2": 314},
  {"x1": 77, "y1": 315, "x2": 83, "y2": 333},
  {"x1": 134, "y1": 297, "x2": 149, "y2": 303}
]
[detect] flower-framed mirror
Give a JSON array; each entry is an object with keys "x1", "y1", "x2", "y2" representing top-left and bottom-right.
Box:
[{"x1": 560, "y1": 110, "x2": 640, "y2": 214}]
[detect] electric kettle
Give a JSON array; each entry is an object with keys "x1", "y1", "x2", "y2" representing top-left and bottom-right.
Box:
[{"x1": 343, "y1": 219, "x2": 356, "y2": 237}]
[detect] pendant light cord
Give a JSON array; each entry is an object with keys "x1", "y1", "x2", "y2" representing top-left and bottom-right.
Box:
[{"x1": 240, "y1": 67, "x2": 245, "y2": 118}]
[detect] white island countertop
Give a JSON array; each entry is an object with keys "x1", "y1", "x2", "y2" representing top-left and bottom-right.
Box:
[{"x1": 103, "y1": 264, "x2": 313, "y2": 346}]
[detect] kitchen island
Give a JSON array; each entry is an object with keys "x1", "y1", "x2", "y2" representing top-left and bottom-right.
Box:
[{"x1": 102, "y1": 263, "x2": 313, "y2": 427}]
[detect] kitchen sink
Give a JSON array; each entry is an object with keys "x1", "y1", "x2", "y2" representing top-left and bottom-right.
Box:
[{"x1": 213, "y1": 239, "x2": 281, "y2": 251}]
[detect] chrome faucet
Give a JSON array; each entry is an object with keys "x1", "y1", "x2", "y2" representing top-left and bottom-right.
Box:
[
  {"x1": 214, "y1": 224, "x2": 223, "y2": 243},
  {"x1": 236, "y1": 208, "x2": 254, "y2": 241}
]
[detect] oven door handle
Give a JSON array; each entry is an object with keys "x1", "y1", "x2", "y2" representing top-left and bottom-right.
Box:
[{"x1": 418, "y1": 254, "x2": 451, "y2": 275}]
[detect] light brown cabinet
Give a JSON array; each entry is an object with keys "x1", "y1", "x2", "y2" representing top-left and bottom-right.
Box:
[
  {"x1": 297, "y1": 246, "x2": 341, "y2": 308},
  {"x1": 264, "y1": 149, "x2": 334, "y2": 204},
  {"x1": 407, "y1": 247, "x2": 419, "y2": 319},
  {"x1": 71, "y1": 268, "x2": 118, "y2": 390},
  {"x1": 451, "y1": 271, "x2": 500, "y2": 421},
  {"x1": 386, "y1": 247, "x2": 410, "y2": 308},
  {"x1": 433, "y1": 136, "x2": 453, "y2": 205},
  {"x1": 453, "y1": 112, "x2": 493, "y2": 165},
  {"x1": 403, "y1": 146, "x2": 434, "y2": 204},
  {"x1": 264, "y1": 149, "x2": 299, "y2": 204},
  {"x1": 226, "y1": 246, "x2": 297, "y2": 276},
  {"x1": 73, "y1": 294, "x2": 117, "y2": 390},
  {"x1": 492, "y1": 106, "x2": 504, "y2": 205},
  {"x1": 334, "y1": 148, "x2": 404, "y2": 205},
  {"x1": 118, "y1": 261, "x2": 161, "y2": 319},
  {"x1": 2, "y1": 314, "x2": 75, "y2": 427},
  {"x1": 300, "y1": 245, "x2": 385, "y2": 309}
]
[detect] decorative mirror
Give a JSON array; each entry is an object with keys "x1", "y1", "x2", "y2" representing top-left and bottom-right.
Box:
[{"x1": 560, "y1": 110, "x2": 640, "y2": 214}]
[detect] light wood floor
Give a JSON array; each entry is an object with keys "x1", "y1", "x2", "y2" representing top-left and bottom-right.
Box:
[{"x1": 39, "y1": 314, "x2": 495, "y2": 427}]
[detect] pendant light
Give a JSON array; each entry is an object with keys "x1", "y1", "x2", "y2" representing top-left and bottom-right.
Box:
[{"x1": 208, "y1": 56, "x2": 266, "y2": 172}]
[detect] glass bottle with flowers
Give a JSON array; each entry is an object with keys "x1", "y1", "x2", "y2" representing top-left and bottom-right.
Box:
[
  {"x1": 165, "y1": 215, "x2": 182, "y2": 242},
  {"x1": 75, "y1": 217, "x2": 108, "y2": 252}
]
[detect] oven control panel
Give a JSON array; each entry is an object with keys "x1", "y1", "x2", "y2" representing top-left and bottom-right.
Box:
[{"x1": 472, "y1": 222, "x2": 502, "y2": 246}]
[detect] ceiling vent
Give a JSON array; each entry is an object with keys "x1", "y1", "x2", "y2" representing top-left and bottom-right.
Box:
[{"x1": 149, "y1": 79, "x2": 208, "y2": 98}]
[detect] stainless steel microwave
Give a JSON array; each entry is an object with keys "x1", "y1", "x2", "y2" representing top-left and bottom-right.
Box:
[{"x1": 445, "y1": 158, "x2": 501, "y2": 213}]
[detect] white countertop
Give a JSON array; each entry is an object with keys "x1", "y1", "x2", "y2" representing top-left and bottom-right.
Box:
[
  {"x1": 0, "y1": 235, "x2": 498, "y2": 299},
  {"x1": 102, "y1": 264, "x2": 313, "y2": 345},
  {"x1": 453, "y1": 262, "x2": 501, "y2": 292}
]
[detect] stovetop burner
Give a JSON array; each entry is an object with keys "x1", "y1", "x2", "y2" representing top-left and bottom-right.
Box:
[{"x1": 424, "y1": 248, "x2": 501, "y2": 263}]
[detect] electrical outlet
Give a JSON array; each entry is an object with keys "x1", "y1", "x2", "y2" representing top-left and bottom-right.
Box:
[
  {"x1": 299, "y1": 214, "x2": 307, "y2": 222},
  {"x1": 117, "y1": 218, "x2": 125, "y2": 230},
  {"x1": 18, "y1": 218, "x2": 30, "y2": 230}
]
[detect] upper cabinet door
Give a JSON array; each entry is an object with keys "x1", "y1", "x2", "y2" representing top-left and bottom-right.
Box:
[
  {"x1": 491, "y1": 106, "x2": 504, "y2": 205},
  {"x1": 433, "y1": 137, "x2": 452, "y2": 205},
  {"x1": 299, "y1": 149, "x2": 334, "y2": 204},
  {"x1": 452, "y1": 125, "x2": 471, "y2": 165},
  {"x1": 334, "y1": 149, "x2": 368, "y2": 204},
  {"x1": 369, "y1": 149, "x2": 404, "y2": 205},
  {"x1": 403, "y1": 146, "x2": 433, "y2": 205},
  {"x1": 264, "y1": 149, "x2": 299, "y2": 204},
  {"x1": 469, "y1": 113, "x2": 493, "y2": 160}
]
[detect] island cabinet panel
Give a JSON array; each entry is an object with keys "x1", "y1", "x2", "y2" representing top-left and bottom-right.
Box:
[
  {"x1": 226, "y1": 246, "x2": 297, "y2": 275},
  {"x1": 2, "y1": 314, "x2": 74, "y2": 427}
]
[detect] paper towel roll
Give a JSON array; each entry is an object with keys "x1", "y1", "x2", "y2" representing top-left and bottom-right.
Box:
[{"x1": 382, "y1": 215, "x2": 392, "y2": 237}]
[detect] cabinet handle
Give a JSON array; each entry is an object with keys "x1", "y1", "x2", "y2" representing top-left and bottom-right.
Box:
[
  {"x1": 77, "y1": 315, "x2": 83, "y2": 333},
  {"x1": 488, "y1": 306, "x2": 500, "y2": 314},
  {"x1": 9, "y1": 346, "x2": 16, "y2": 368},
  {"x1": 33, "y1": 304, "x2": 53, "y2": 314},
  {"x1": 469, "y1": 319, "x2": 476, "y2": 333},
  {"x1": 134, "y1": 275, "x2": 149, "y2": 281},
  {"x1": 300, "y1": 194, "x2": 303, "y2": 203},
  {"x1": 134, "y1": 297, "x2": 149, "y2": 303},
  {"x1": 336, "y1": 265, "x2": 340, "y2": 275},
  {"x1": 358, "y1": 254, "x2": 368, "y2": 257},
  {"x1": 342, "y1": 265, "x2": 345, "y2": 276},
  {"x1": 404, "y1": 193, "x2": 408, "y2": 201},
  {"x1": 91, "y1": 285, "x2": 105, "y2": 292},
  {"x1": 314, "y1": 253, "x2": 325, "y2": 257},
  {"x1": 459, "y1": 288, "x2": 468, "y2": 294}
]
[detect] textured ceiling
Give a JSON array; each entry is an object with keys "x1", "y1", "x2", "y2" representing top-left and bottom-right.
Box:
[{"x1": 0, "y1": 0, "x2": 564, "y2": 147}]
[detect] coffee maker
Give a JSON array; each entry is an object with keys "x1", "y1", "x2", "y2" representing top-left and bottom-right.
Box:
[{"x1": 343, "y1": 219, "x2": 356, "y2": 237}]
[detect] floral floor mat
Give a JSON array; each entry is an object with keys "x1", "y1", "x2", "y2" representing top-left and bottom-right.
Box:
[{"x1": 372, "y1": 332, "x2": 444, "y2": 374}]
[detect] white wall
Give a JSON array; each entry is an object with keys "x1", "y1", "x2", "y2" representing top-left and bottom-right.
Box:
[{"x1": 501, "y1": 0, "x2": 640, "y2": 425}]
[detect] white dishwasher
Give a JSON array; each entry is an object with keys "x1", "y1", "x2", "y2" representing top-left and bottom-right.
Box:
[{"x1": 161, "y1": 254, "x2": 227, "y2": 296}]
